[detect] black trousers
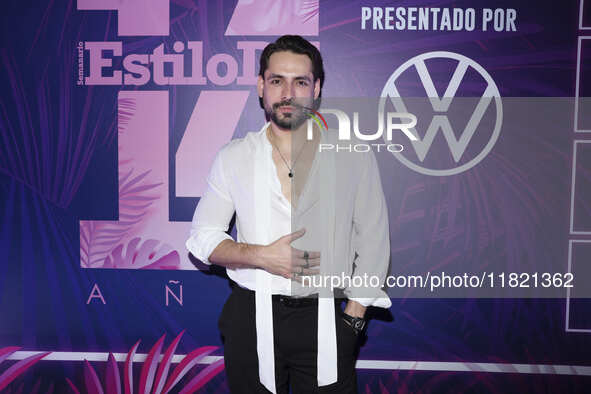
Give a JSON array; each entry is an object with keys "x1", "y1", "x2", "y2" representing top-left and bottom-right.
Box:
[{"x1": 218, "y1": 282, "x2": 360, "y2": 393}]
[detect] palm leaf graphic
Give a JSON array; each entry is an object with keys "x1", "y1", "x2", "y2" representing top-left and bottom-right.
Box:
[
  {"x1": 79, "y1": 167, "x2": 162, "y2": 268},
  {"x1": 0, "y1": 347, "x2": 50, "y2": 391},
  {"x1": 80, "y1": 94, "x2": 169, "y2": 269},
  {"x1": 67, "y1": 332, "x2": 223, "y2": 394}
]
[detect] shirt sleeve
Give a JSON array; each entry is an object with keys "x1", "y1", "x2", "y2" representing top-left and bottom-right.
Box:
[
  {"x1": 185, "y1": 147, "x2": 236, "y2": 265},
  {"x1": 343, "y1": 150, "x2": 392, "y2": 309}
]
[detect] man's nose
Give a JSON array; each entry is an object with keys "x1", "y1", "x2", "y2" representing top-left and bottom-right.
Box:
[{"x1": 281, "y1": 82, "x2": 295, "y2": 102}]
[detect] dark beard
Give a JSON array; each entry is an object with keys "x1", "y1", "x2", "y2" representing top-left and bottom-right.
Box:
[{"x1": 266, "y1": 100, "x2": 309, "y2": 130}]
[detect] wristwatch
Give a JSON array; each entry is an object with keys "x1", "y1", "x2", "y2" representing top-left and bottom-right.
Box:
[{"x1": 341, "y1": 312, "x2": 367, "y2": 335}]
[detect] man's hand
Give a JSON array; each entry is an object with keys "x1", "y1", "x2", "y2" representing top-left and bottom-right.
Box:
[{"x1": 258, "y1": 228, "x2": 321, "y2": 281}]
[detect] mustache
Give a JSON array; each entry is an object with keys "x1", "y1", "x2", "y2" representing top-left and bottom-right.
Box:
[{"x1": 272, "y1": 101, "x2": 314, "y2": 112}]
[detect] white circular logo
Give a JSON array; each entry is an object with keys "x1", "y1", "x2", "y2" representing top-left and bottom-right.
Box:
[{"x1": 380, "y1": 51, "x2": 503, "y2": 176}]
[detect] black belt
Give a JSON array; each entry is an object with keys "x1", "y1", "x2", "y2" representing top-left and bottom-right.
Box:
[
  {"x1": 273, "y1": 294, "x2": 318, "y2": 308},
  {"x1": 230, "y1": 281, "x2": 342, "y2": 308}
]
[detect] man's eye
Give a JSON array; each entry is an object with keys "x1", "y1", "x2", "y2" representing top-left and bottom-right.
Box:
[
  {"x1": 298, "y1": 81, "x2": 309, "y2": 87},
  {"x1": 270, "y1": 79, "x2": 280, "y2": 85}
]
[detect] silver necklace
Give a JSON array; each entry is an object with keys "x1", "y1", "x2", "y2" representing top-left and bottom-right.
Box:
[{"x1": 269, "y1": 131, "x2": 307, "y2": 178}]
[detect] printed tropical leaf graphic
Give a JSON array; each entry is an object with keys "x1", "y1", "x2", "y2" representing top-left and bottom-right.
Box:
[
  {"x1": 301, "y1": 0, "x2": 319, "y2": 22},
  {"x1": 103, "y1": 236, "x2": 181, "y2": 270},
  {"x1": 80, "y1": 96, "x2": 166, "y2": 269},
  {"x1": 66, "y1": 331, "x2": 224, "y2": 394},
  {"x1": 3, "y1": 376, "x2": 56, "y2": 393},
  {"x1": 0, "y1": 43, "x2": 117, "y2": 209},
  {"x1": 0, "y1": 347, "x2": 51, "y2": 392},
  {"x1": 79, "y1": 167, "x2": 163, "y2": 268}
]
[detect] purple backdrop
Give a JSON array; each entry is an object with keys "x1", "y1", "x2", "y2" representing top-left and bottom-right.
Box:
[{"x1": 1, "y1": 0, "x2": 591, "y2": 392}]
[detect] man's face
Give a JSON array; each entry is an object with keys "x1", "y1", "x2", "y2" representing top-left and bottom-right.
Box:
[{"x1": 257, "y1": 51, "x2": 320, "y2": 130}]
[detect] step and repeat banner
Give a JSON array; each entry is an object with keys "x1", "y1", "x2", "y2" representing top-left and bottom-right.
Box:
[{"x1": 1, "y1": 0, "x2": 591, "y2": 392}]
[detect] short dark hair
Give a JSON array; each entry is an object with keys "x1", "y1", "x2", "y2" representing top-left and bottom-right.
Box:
[{"x1": 258, "y1": 35, "x2": 325, "y2": 109}]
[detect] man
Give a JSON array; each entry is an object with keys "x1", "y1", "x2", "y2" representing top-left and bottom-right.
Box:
[{"x1": 186, "y1": 35, "x2": 391, "y2": 393}]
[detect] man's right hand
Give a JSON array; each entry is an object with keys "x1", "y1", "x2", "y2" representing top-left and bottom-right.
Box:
[{"x1": 258, "y1": 228, "x2": 321, "y2": 281}]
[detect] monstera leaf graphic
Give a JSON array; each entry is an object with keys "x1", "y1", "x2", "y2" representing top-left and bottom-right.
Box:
[
  {"x1": 103, "y1": 236, "x2": 180, "y2": 270},
  {"x1": 0, "y1": 347, "x2": 50, "y2": 392},
  {"x1": 79, "y1": 166, "x2": 163, "y2": 268},
  {"x1": 80, "y1": 95, "x2": 172, "y2": 269},
  {"x1": 66, "y1": 331, "x2": 224, "y2": 394}
]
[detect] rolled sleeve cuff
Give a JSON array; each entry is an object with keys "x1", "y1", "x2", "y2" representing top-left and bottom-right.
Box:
[
  {"x1": 185, "y1": 231, "x2": 234, "y2": 265},
  {"x1": 343, "y1": 288, "x2": 392, "y2": 309}
]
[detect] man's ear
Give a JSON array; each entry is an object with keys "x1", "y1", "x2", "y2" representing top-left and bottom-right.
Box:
[
  {"x1": 314, "y1": 78, "x2": 320, "y2": 100},
  {"x1": 257, "y1": 75, "x2": 264, "y2": 99}
]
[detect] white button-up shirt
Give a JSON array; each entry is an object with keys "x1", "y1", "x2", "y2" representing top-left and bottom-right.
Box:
[{"x1": 186, "y1": 122, "x2": 391, "y2": 393}]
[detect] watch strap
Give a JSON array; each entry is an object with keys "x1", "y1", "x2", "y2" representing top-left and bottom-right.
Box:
[{"x1": 341, "y1": 312, "x2": 367, "y2": 334}]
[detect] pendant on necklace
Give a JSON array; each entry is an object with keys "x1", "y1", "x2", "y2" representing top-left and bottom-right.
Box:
[{"x1": 288, "y1": 172, "x2": 293, "y2": 178}]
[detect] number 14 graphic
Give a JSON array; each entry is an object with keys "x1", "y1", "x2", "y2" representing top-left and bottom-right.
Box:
[{"x1": 79, "y1": 90, "x2": 248, "y2": 270}]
